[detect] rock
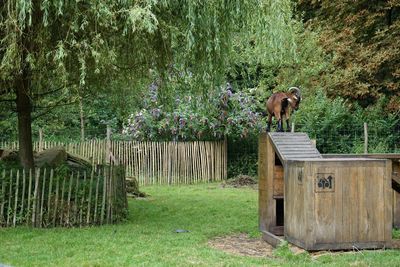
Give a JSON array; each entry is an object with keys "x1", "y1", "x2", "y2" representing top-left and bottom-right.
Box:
[
  {"x1": 126, "y1": 177, "x2": 146, "y2": 198},
  {"x1": 34, "y1": 147, "x2": 91, "y2": 169}
]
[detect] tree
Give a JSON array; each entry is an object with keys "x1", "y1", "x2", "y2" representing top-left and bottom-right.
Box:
[
  {"x1": 1, "y1": 0, "x2": 261, "y2": 168},
  {"x1": 297, "y1": 0, "x2": 400, "y2": 110}
]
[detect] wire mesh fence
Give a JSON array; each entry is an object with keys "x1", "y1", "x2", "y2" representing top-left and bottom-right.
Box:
[{"x1": 227, "y1": 122, "x2": 400, "y2": 178}]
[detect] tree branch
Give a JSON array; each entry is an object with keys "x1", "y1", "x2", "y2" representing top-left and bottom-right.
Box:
[
  {"x1": 32, "y1": 83, "x2": 75, "y2": 98},
  {"x1": 32, "y1": 99, "x2": 78, "y2": 121},
  {"x1": 0, "y1": 98, "x2": 16, "y2": 102}
]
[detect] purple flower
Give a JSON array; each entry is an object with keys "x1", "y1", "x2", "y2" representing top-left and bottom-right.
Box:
[
  {"x1": 149, "y1": 81, "x2": 158, "y2": 91},
  {"x1": 174, "y1": 113, "x2": 180, "y2": 122},
  {"x1": 151, "y1": 108, "x2": 161, "y2": 118},
  {"x1": 179, "y1": 118, "x2": 186, "y2": 128}
]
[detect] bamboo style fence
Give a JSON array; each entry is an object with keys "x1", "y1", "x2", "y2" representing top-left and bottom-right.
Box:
[
  {"x1": 1, "y1": 140, "x2": 228, "y2": 185},
  {"x1": 0, "y1": 165, "x2": 127, "y2": 228}
]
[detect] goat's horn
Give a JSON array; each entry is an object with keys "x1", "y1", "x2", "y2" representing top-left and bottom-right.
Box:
[{"x1": 289, "y1": 87, "x2": 301, "y2": 98}]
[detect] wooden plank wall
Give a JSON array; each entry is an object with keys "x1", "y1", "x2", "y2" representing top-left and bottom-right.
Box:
[
  {"x1": 284, "y1": 161, "x2": 307, "y2": 247},
  {"x1": 258, "y1": 133, "x2": 279, "y2": 233},
  {"x1": 393, "y1": 161, "x2": 400, "y2": 228},
  {"x1": 323, "y1": 154, "x2": 400, "y2": 228},
  {"x1": 285, "y1": 159, "x2": 392, "y2": 250},
  {"x1": 1, "y1": 140, "x2": 227, "y2": 186}
]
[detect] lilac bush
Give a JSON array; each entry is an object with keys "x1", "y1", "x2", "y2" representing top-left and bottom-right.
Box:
[{"x1": 123, "y1": 83, "x2": 264, "y2": 141}]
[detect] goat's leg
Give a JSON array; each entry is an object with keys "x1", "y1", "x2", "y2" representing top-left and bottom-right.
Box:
[
  {"x1": 274, "y1": 108, "x2": 283, "y2": 132},
  {"x1": 286, "y1": 119, "x2": 291, "y2": 132},
  {"x1": 266, "y1": 114, "x2": 272, "y2": 132},
  {"x1": 277, "y1": 119, "x2": 284, "y2": 132}
]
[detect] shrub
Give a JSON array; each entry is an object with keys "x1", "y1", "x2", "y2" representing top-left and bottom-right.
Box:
[{"x1": 123, "y1": 83, "x2": 264, "y2": 141}]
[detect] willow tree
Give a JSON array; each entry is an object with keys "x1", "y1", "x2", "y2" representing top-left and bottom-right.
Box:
[{"x1": 0, "y1": 0, "x2": 297, "y2": 168}]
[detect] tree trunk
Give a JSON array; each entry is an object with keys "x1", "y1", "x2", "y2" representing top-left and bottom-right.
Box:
[
  {"x1": 14, "y1": 0, "x2": 41, "y2": 169},
  {"x1": 16, "y1": 74, "x2": 34, "y2": 169}
]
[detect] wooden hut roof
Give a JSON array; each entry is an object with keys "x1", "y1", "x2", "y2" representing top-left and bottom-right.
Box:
[{"x1": 268, "y1": 132, "x2": 322, "y2": 162}]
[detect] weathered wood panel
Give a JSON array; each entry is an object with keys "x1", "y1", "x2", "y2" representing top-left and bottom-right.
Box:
[
  {"x1": 269, "y1": 133, "x2": 321, "y2": 162},
  {"x1": 324, "y1": 154, "x2": 400, "y2": 227},
  {"x1": 394, "y1": 161, "x2": 400, "y2": 228},
  {"x1": 273, "y1": 166, "x2": 284, "y2": 197},
  {"x1": 284, "y1": 159, "x2": 392, "y2": 250},
  {"x1": 261, "y1": 133, "x2": 394, "y2": 250},
  {"x1": 284, "y1": 162, "x2": 307, "y2": 247},
  {"x1": 258, "y1": 133, "x2": 275, "y2": 232}
]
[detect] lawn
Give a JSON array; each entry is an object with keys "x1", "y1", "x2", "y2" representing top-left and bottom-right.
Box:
[{"x1": 0, "y1": 183, "x2": 399, "y2": 266}]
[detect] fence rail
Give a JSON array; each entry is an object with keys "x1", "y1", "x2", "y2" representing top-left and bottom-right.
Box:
[
  {"x1": 1, "y1": 140, "x2": 228, "y2": 185},
  {"x1": 0, "y1": 165, "x2": 127, "y2": 228}
]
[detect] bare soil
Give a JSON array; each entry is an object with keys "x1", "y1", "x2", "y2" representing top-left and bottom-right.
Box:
[
  {"x1": 208, "y1": 233, "x2": 274, "y2": 258},
  {"x1": 221, "y1": 175, "x2": 258, "y2": 189},
  {"x1": 208, "y1": 234, "x2": 399, "y2": 258}
]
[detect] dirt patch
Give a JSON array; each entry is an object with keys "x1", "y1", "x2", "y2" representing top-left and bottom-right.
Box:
[
  {"x1": 208, "y1": 233, "x2": 274, "y2": 257},
  {"x1": 391, "y1": 239, "x2": 400, "y2": 249},
  {"x1": 209, "y1": 234, "x2": 399, "y2": 259},
  {"x1": 223, "y1": 175, "x2": 258, "y2": 189}
]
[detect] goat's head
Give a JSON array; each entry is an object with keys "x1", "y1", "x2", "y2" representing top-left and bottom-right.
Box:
[{"x1": 287, "y1": 87, "x2": 301, "y2": 110}]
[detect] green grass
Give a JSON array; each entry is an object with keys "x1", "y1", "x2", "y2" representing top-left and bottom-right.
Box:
[
  {"x1": 0, "y1": 184, "x2": 399, "y2": 266},
  {"x1": 394, "y1": 228, "x2": 400, "y2": 239}
]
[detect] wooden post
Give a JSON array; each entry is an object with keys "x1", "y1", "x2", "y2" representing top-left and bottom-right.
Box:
[
  {"x1": 94, "y1": 166, "x2": 100, "y2": 224},
  {"x1": 53, "y1": 170, "x2": 60, "y2": 227},
  {"x1": 79, "y1": 171, "x2": 86, "y2": 226},
  {"x1": 46, "y1": 169, "x2": 54, "y2": 225},
  {"x1": 13, "y1": 170, "x2": 20, "y2": 226},
  {"x1": 311, "y1": 139, "x2": 317, "y2": 147},
  {"x1": 20, "y1": 169, "x2": 26, "y2": 222},
  {"x1": 66, "y1": 172, "x2": 74, "y2": 226},
  {"x1": 32, "y1": 168, "x2": 40, "y2": 227},
  {"x1": 38, "y1": 128, "x2": 43, "y2": 152},
  {"x1": 39, "y1": 169, "x2": 47, "y2": 227},
  {"x1": 100, "y1": 167, "x2": 107, "y2": 225},
  {"x1": 291, "y1": 122, "x2": 295, "y2": 133},
  {"x1": 26, "y1": 169, "x2": 32, "y2": 226},
  {"x1": 0, "y1": 170, "x2": 5, "y2": 225},
  {"x1": 87, "y1": 168, "x2": 95, "y2": 225},
  {"x1": 364, "y1": 122, "x2": 368, "y2": 154},
  {"x1": 7, "y1": 170, "x2": 13, "y2": 226},
  {"x1": 59, "y1": 173, "x2": 67, "y2": 226},
  {"x1": 106, "y1": 125, "x2": 111, "y2": 164}
]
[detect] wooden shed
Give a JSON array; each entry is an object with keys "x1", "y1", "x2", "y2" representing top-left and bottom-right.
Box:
[{"x1": 259, "y1": 132, "x2": 393, "y2": 250}]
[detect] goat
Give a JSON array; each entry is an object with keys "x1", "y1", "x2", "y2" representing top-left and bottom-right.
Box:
[{"x1": 266, "y1": 87, "x2": 301, "y2": 132}]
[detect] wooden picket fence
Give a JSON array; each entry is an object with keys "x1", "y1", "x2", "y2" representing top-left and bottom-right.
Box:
[
  {"x1": 0, "y1": 165, "x2": 127, "y2": 228},
  {"x1": 1, "y1": 140, "x2": 227, "y2": 185}
]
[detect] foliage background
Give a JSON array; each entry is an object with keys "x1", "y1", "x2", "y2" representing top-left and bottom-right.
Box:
[{"x1": 1, "y1": 0, "x2": 399, "y2": 177}]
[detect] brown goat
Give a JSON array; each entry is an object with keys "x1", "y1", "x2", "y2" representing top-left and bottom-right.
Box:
[{"x1": 266, "y1": 87, "x2": 301, "y2": 132}]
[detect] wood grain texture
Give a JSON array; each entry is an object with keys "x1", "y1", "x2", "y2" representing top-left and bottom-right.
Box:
[
  {"x1": 260, "y1": 133, "x2": 394, "y2": 250},
  {"x1": 258, "y1": 133, "x2": 280, "y2": 233},
  {"x1": 284, "y1": 160, "x2": 392, "y2": 250},
  {"x1": 269, "y1": 133, "x2": 322, "y2": 162}
]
